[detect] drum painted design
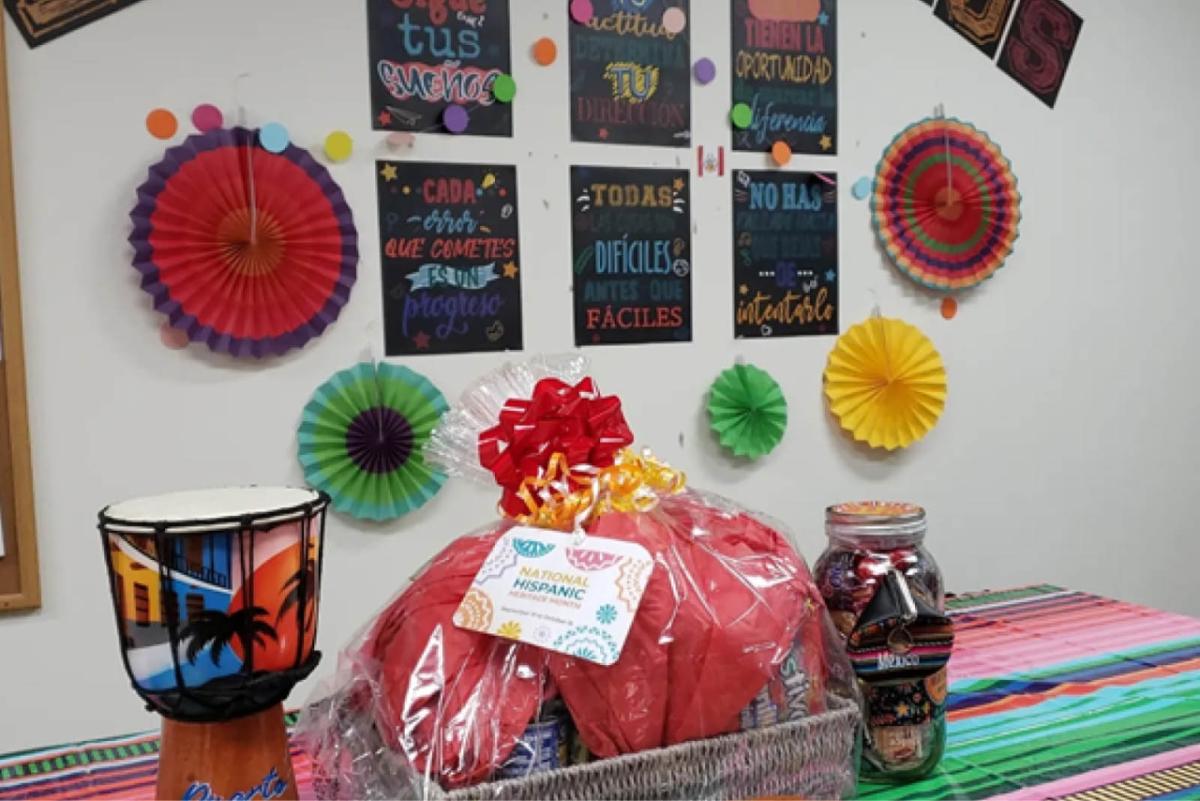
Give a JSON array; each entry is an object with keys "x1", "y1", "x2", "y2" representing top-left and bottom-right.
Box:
[
  {"x1": 106, "y1": 519, "x2": 320, "y2": 690},
  {"x1": 100, "y1": 487, "x2": 327, "y2": 716}
]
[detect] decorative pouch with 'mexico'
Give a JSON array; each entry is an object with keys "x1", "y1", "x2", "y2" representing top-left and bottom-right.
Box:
[{"x1": 846, "y1": 570, "x2": 953, "y2": 682}]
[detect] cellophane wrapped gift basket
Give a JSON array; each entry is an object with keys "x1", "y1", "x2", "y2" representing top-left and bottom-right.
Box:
[{"x1": 296, "y1": 358, "x2": 863, "y2": 800}]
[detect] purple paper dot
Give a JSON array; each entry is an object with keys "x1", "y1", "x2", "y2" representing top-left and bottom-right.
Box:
[
  {"x1": 443, "y1": 104, "x2": 470, "y2": 134},
  {"x1": 191, "y1": 103, "x2": 223, "y2": 133},
  {"x1": 694, "y1": 58, "x2": 717, "y2": 85}
]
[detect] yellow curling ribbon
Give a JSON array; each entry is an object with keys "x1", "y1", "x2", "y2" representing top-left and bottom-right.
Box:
[{"x1": 506, "y1": 449, "x2": 685, "y2": 531}]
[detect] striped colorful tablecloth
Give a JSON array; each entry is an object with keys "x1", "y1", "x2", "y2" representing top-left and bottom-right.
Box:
[{"x1": 2, "y1": 585, "x2": 1197, "y2": 800}]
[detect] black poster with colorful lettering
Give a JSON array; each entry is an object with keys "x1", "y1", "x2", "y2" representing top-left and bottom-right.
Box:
[
  {"x1": 731, "y1": 0, "x2": 837, "y2": 155},
  {"x1": 5, "y1": 0, "x2": 148, "y2": 48},
  {"x1": 378, "y1": 161, "x2": 523, "y2": 355},
  {"x1": 568, "y1": 0, "x2": 691, "y2": 147},
  {"x1": 367, "y1": 0, "x2": 512, "y2": 136},
  {"x1": 933, "y1": 0, "x2": 1019, "y2": 59},
  {"x1": 997, "y1": 0, "x2": 1082, "y2": 108},
  {"x1": 571, "y1": 166, "x2": 691, "y2": 346},
  {"x1": 733, "y1": 170, "x2": 837, "y2": 339}
]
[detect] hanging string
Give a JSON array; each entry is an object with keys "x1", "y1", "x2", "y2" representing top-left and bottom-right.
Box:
[{"x1": 233, "y1": 73, "x2": 259, "y2": 246}]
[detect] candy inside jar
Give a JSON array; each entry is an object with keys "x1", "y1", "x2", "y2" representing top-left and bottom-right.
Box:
[
  {"x1": 815, "y1": 502, "x2": 953, "y2": 782},
  {"x1": 815, "y1": 502, "x2": 944, "y2": 639}
]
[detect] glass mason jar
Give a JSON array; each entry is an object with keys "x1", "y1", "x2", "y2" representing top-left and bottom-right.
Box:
[{"x1": 813, "y1": 502, "x2": 948, "y2": 781}]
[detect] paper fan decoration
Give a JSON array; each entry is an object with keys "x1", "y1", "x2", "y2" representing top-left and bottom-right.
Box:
[
  {"x1": 299, "y1": 363, "x2": 448, "y2": 521},
  {"x1": 708, "y1": 363, "x2": 788, "y2": 459},
  {"x1": 872, "y1": 117, "x2": 1020, "y2": 291},
  {"x1": 130, "y1": 126, "x2": 358, "y2": 358},
  {"x1": 824, "y1": 317, "x2": 947, "y2": 451}
]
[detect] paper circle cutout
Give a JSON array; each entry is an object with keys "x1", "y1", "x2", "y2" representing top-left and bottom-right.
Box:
[
  {"x1": 145, "y1": 108, "x2": 178, "y2": 140},
  {"x1": 324, "y1": 130, "x2": 354, "y2": 162},
  {"x1": 159, "y1": 322, "x2": 189, "y2": 350},
  {"x1": 191, "y1": 104, "x2": 223, "y2": 133},
  {"x1": 533, "y1": 37, "x2": 558, "y2": 66},
  {"x1": 730, "y1": 103, "x2": 753, "y2": 129},
  {"x1": 693, "y1": 57, "x2": 717, "y2": 84},
  {"x1": 258, "y1": 123, "x2": 290, "y2": 153},
  {"x1": 941, "y1": 297, "x2": 958, "y2": 320},
  {"x1": 493, "y1": 74, "x2": 517, "y2": 103},
  {"x1": 662, "y1": 7, "x2": 687, "y2": 34},
  {"x1": 387, "y1": 132, "x2": 416, "y2": 150},
  {"x1": 771, "y1": 141, "x2": 792, "y2": 166},
  {"x1": 851, "y1": 176, "x2": 872, "y2": 200},
  {"x1": 443, "y1": 104, "x2": 470, "y2": 134},
  {"x1": 570, "y1": 0, "x2": 594, "y2": 24}
]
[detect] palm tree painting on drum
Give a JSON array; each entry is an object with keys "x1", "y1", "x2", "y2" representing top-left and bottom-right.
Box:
[
  {"x1": 108, "y1": 521, "x2": 322, "y2": 689},
  {"x1": 181, "y1": 607, "x2": 278, "y2": 669}
]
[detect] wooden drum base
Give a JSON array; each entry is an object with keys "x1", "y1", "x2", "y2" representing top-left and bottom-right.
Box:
[{"x1": 157, "y1": 703, "x2": 297, "y2": 800}]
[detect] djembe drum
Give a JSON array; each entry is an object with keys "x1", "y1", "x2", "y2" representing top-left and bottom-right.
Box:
[{"x1": 98, "y1": 487, "x2": 329, "y2": 800}]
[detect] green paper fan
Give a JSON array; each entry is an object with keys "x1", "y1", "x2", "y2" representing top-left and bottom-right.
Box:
[
  {"x1": 298, "y1": 362, "x2": 448, "y2": 521},
  {"x1": 708, "y1": 364, "x2": 788, "y2": 459}
]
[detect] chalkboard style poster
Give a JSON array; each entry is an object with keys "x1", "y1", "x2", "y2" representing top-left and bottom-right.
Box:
[
  {"x1": 934, "y1": 0, "x2": 1019, "y2": 59},
  {"x1": 997, "y1": 0, "x2": 1082, "y2": 108},
  {"x1": 733, "y1": 170, "x2": 838, "y2": 339},
  {"x1": 571, "y1": 166, "x2": 692, "y2": 346},
  {"x1": 367, "y1": 0, "x2": 512, "y2": 136},
  {"x1": 5, "y1": 0, "x2": 147, "y2": 48},
  {"x1": 568, "y1": 0, "x2": 692, "y2": 147},
  {"x1": 378, "y1": 161, "x2": 523, "y2": 355},
  {"x1": 731, "y1": 0, "x2": 837, "y2": 155}
]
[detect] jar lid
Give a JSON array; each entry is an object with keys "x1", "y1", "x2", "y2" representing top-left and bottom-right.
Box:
[{"x1": 826, "y1": 501, "x2": 925, "y2": 526}]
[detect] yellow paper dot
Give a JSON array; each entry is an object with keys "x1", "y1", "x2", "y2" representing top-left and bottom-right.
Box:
[
  {"x1": 324, "y1": 131, "x2": 353, "y2": 162},
  {"x1": 482, "y1": 173, "x2": 496, "y2": 189}
]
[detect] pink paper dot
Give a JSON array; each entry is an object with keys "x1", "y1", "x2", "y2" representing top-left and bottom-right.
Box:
[
  {"x1": 191, "y1": 103, "x2": 223, "y2": 133},
  {"x1": 570, "y1": 0, "x2": 594, "y2": 24},
  {"x1": 387, "y1": 132, "x2": 415, "y2": 149},
  {"x1": 159, "y1": 322, "x2": 189, "y2": 350},
  {"x1": 662, "y1": 7, "x2": 687, "y2": 34}
]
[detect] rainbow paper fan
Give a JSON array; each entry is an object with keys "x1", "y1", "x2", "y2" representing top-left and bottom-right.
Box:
[
  {"x1": 872, "y1": 117, "x2": 1020, "y2": 291},
  {"x1": 824, "y1": 317, "x2": 947, "y2": 451},
  {"x1": 130, "y1": 127, "x2": 358, "y2": 358},
  {"x1": 298, "y1": 363, "x2": 448, "y2": 521},
  {"x1": 708, "y1": 363, "x2": 788, "y2": 459}
]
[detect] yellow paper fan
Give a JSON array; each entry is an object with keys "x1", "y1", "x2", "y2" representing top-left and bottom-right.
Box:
[{"x1": 824, "y1": 317, "x2": 947, "y2": 451}]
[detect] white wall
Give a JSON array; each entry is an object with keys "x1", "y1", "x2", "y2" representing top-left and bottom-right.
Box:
[{"x1": 2, "y1": 0, "x2": 1197, "y2": 753}]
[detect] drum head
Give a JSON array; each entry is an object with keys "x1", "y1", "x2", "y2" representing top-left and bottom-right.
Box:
[{"x1": 102, "y1": 487, "x2": 325, "y2": 534}]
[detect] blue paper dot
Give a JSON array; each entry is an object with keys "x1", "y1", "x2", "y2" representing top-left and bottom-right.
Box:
[
  {"x1": 851, "y1": 177, "x2": 872, "y2": 200},
  {"x1": 259, "y1": 123, "x2": 290, "y2": 154}
]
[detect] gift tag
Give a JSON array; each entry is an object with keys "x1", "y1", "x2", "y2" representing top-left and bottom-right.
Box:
[{"x1": 453, "y1": 526, "x2": 653, "y2": 666}]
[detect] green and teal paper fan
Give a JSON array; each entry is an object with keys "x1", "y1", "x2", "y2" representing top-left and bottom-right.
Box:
[
  {"x1": 298, "y1": 362, "x2": 448, "y2": 521},
  {"x1": 708, "y1": 363, "x2": 788, "y2": 459}
]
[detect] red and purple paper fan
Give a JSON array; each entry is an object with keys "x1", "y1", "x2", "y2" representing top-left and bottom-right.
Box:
[
  {"x1": 130, "y1": 127, "x2": 358, "y2": 358},
  {"x1": 872, "y1": 118, "x2": 1020, "y2": 292}
]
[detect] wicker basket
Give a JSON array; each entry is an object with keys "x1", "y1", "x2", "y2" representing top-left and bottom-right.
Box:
[{"x1": 305, "y1": 691, "x2": 861, "y2": 801}]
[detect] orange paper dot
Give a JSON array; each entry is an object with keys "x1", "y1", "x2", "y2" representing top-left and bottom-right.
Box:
[
  {"x1": 532, "y1": 37, "x2": 558, "y2": 66},
  {"x1": 145, "y1": 108, "x2": 178, "y2": 140},
  {"x1": 941, "y1": 296, "x2": 958, "y2": 320},
  {"x1": 771, "y1": 141, "x2": 792, "y2": 166}
]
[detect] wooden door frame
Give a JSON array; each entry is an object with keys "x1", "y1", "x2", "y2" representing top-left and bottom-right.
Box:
[{"x1": 0, "y1": 19, "x2": 41, "y2": 612}]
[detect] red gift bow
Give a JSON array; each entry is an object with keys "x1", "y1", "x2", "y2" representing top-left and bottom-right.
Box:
[{"x1": 478, "y1": 377, "x2": 634, "y2": 517}]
